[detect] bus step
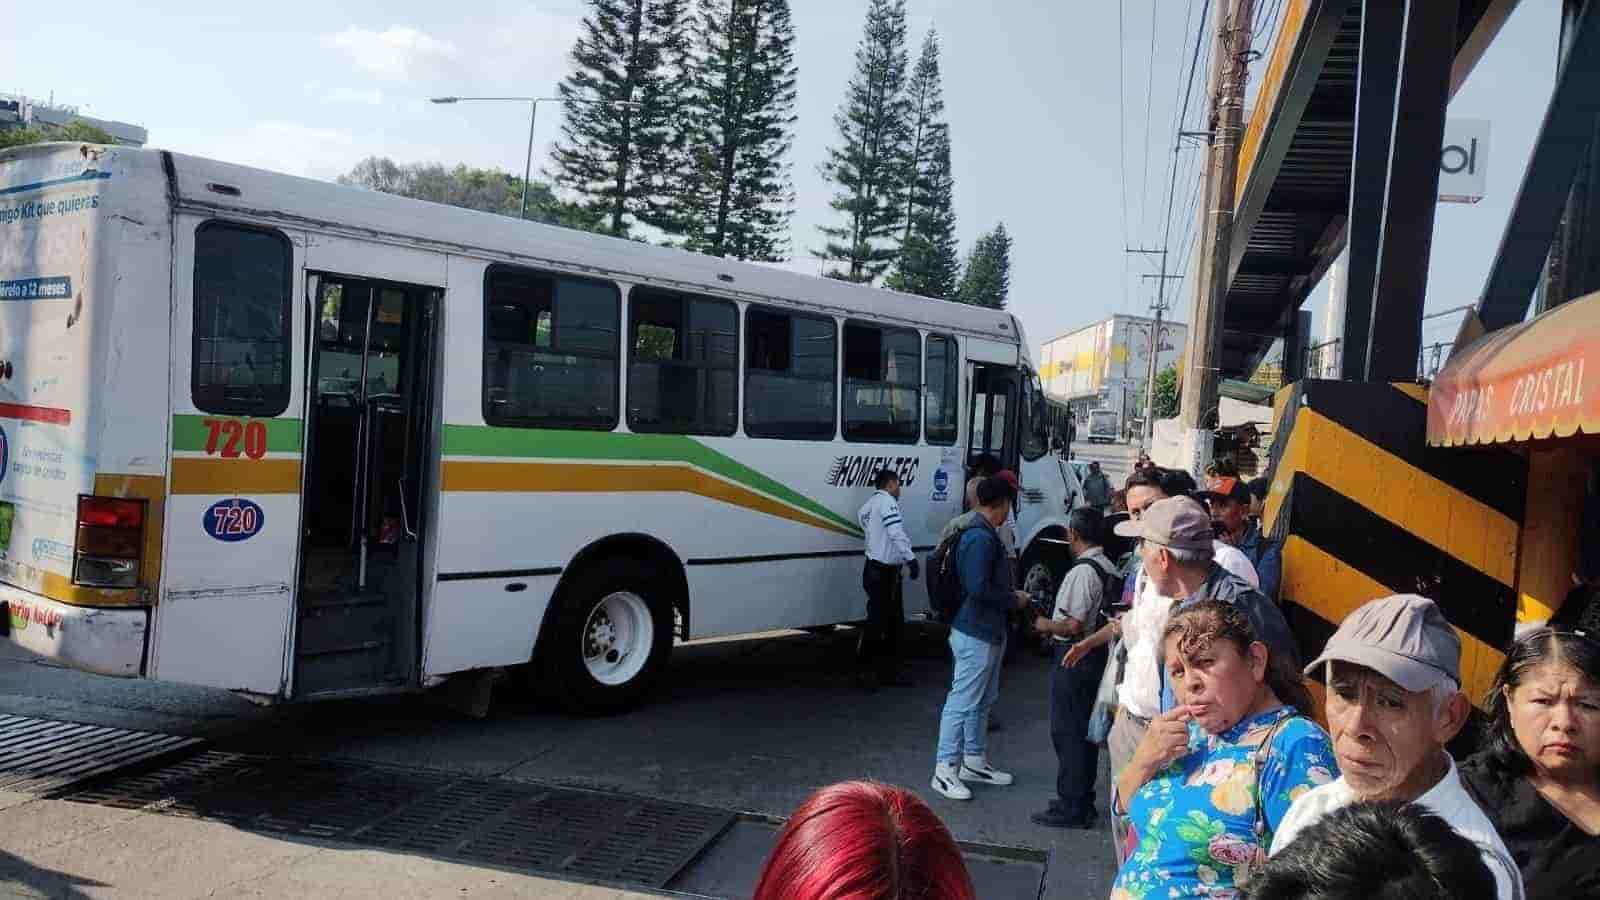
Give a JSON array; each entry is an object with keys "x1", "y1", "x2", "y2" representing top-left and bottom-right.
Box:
[
  {"x1": 300, "y1": 593, "x2": 389, "y2": 611},
  {"x1": 296, "y1": 639, "x2": 391, "y2": 659}
]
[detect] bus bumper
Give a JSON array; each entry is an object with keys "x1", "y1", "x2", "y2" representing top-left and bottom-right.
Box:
[{"x1": 0, "y1": 586, "x2": 147, "y2": 678}]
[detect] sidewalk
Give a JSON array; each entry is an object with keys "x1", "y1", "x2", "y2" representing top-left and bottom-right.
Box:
[{"x1": 0, "y1": 791, "x2": 661, "y2": 900}]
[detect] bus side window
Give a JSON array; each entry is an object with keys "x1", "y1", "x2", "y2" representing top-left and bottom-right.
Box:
[
  {"x1": 744, "y1": 307, "x2": 836, "y2": 440},
  {"x1": 482, "y1": 264, "x2": 619, "y2": 429},
  {"x1": 842, "y1": 321, "x2": 919, "y2": 444},
  {"x1": 627, "y1": 288, "x2": 737, "y2": 436},
  {"x1": 192, "y1": 221, "x2": 293, "y2": 416},
  {"x1": 925, "y1": 334, "x2": 958, "y2": 445}
]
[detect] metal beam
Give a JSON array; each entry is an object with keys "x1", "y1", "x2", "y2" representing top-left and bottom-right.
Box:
[
  {"x1": 1366, "y1": 0, "x2": 1459, "y2": 381},
  {"x1": 1477, "y1": 0, "x2": 1600, "y2": 331},
  {"x1": 1341, "y1": 0, "x2": 1405, "y2": 380},
  {"x1": 1228, "y1": 0, "x2": 1352, "y2": 288}
]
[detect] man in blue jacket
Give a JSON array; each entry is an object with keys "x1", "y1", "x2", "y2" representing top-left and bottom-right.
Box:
[
  {"x1": 932, "y1": 475, "x2": 1033, "y2": 801},
  {"x1": 1201, "y1": 475, "x2": 1283, "y2": 600}
]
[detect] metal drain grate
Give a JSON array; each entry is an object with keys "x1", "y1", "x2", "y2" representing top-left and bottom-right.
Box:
[
  {"x1": 0, "y1": 714, "x2": 203, "y2": 795},
  {"x1": 64, "y1": 752, "x2": 735, "y2": 889}
]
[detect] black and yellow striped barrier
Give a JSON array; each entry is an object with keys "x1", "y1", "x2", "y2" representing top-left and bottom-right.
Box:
[{"x1": 1263, "y1": 380, "x2": 1527, "y2": 704}]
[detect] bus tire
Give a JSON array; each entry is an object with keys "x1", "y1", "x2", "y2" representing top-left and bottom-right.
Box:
[
  {"x1": 1020, "y1": 539, "x2": 1069, "y2": 656},
  {"x1": 540, "y1": 558, "x2": 673, "y2": 714}
]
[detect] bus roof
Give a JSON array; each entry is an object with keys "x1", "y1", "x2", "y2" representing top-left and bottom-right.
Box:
[{"x1": 108, "y1": 147, "x2": 1028, "y2": 345}]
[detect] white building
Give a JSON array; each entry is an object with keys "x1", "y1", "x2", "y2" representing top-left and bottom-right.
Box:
[
  {"x1": 1038, "y1": 314, "x2": 1187, "y2": 433},
  {"x1": 0, "y1": 95, "x2": 147, "y2": 147}
]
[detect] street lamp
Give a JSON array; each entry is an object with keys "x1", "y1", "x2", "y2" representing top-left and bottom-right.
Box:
[{"x1": 429, "y1": 95, "x2": 643, "y2": 220}]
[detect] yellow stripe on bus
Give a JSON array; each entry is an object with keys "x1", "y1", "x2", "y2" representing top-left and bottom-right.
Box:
[
  {"x1": 170, "y1": 458, "x2": 303, "y2": 495},
  {"x1": 442, "y1": 460, "x2": 859, "y2": 538}
]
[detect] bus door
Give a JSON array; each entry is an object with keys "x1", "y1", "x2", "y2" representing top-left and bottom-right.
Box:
[
  {"x1": 294, "y1": 272, "x2": 440, "y2": 697},
  {"x1": 968, "y1": 365, "x2": 1020, "y2": 474},
  {"x1": 155, "y1": 219, "x2": 308, "y2": 695}
]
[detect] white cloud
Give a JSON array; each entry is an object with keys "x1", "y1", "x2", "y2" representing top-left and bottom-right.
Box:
[
  {"x1": 320, "y1": 26, "x2": 460, "y2": 82},
  {"x1": 322, "y1": 87, "x2": 389, "y2": 106},
  {"x1": 202, "y1": 121, "x2": 356, "y2": 179}
]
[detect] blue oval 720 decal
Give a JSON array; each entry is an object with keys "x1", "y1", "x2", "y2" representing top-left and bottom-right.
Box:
[{"x1": 205, "y1": 498, "x2": 264, "y2": 542}]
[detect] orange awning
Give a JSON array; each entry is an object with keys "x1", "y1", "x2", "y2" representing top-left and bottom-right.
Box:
[{"x1": 1428, "y1": 291, "x2": 1600, "y2": 447}]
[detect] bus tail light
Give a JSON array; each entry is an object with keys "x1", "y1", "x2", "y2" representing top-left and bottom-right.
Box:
[{"x1": 73, "y1": 496, "x2": 146, "y2": 588}]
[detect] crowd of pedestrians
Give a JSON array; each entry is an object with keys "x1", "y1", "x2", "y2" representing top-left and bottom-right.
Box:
[{"x1": 815, "y1": 455, "x2": 1600, "y2": 899}]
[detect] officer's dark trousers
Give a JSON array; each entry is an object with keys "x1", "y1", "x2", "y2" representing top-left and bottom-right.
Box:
[
  {"x1": 859, "y1": 560, "x2": 903, "y2": 675},
  {"x1": 1051, "y1": 641, "x2": 1107, "y2": 815}
]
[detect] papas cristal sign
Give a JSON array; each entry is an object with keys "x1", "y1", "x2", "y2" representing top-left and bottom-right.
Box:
[{"x1": 1427, "y1": 300, "x2": 1600, "y2": 447}]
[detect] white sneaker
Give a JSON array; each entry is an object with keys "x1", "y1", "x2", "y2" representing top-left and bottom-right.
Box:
[
  {"x1": 959, "y1": 755, "x2": 1014, "y2": 786},
  {"x1": 931, "y1": 763, "x2": 972, "y2": 800}
]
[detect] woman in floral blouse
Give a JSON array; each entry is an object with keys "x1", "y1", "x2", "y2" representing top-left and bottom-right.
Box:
[{"x1": 1112, "y1": 601, "x2": 1337, "y2": 899}]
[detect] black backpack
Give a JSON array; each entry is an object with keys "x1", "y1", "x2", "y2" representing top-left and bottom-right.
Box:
[
  {"x1": 1064, "y1": 555, "x2": 1122, "y2": 632},
  {"x1": 927, "y1": 523, "x2": 981, "y2": 625}
]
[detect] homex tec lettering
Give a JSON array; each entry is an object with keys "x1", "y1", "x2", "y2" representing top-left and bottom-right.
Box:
[
  {"x1": 0, "y1": 277, "x2": 72, "y2": 301},
  {"x1": 826, "y1": 455, "x2": 920, "y2": 488}
]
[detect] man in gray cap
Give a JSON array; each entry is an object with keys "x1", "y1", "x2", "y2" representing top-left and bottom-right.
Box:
[
  {"x1": 1109, "y1": 495, "x2": 1296, "y2": 675},
  {"x1": 1090, "y1": 495, "x2": 1299, "y2": 855},
  {"x1": 1270, "y1": 594, "x2": 1524, "y2": 900}
]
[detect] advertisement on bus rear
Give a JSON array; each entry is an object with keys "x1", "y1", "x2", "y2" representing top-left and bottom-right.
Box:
[{"x1": 0, "y1": 148, "x2": 107, "y2": 593}]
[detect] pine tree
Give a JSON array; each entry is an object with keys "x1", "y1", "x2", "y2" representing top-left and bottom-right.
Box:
[
  {"x1": 957, "y1": 223, "x2": 1013, "y2": 309},
  {"x1": 814, "y1": 0, "x2": 913, "y2": 283},
  {"x1": 548, "y1": 0, "x2": 691, "y2": 238},
  {"x1": 885, "y1": 30, "x2": 959, "y2": 299},
  {"x1": 678, "y1": 0, "x2": 799, "y2": 261}
]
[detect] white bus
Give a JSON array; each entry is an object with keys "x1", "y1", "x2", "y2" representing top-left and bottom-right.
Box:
[
  {"x1": 1086, "y1": 408, "x2": 1120, "y2": 444},
  {"x1": 0, "y1": 143, "x2": 1082, "y2": 712}
]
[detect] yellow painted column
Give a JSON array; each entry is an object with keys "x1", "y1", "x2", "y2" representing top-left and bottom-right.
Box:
[{"x1": 1517, "y1": 447, "x2": 1588, "y2": 624}]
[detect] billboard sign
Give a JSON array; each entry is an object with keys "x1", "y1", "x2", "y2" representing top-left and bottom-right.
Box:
[{"x1": 1439, "y1": 118, "x2": 1489, "y2": 204}]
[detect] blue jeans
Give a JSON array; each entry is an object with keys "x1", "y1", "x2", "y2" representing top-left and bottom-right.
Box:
[{"x1": 936, "y1": 629, "x2": 1005, "y2": 766}]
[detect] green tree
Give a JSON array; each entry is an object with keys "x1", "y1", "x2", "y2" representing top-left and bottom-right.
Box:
[
  {"x1": 956, "y1": 222, "x2": 1013, "y2": 309},
  {"x1": 338, "y1": 156, "x2": 593, "y2": 229},
  {"x1": 885, "y1": 30, "x2": 959, "y2": 299},
  {"x1": 1151, "y1": 365, "x2": 1179, "y2": 419},
  {"x1": 678, "y1": 0, "x2": 798, "y2": 261},
  {"x1": 814, "y1": 0, "x2": 912, "y2": 283},
  {"x1": 0, "y1": 121, "x2": 116, "y2": 150},
  {"x1": 547, "y1": 0, "x2": 692, "y2": 238}
]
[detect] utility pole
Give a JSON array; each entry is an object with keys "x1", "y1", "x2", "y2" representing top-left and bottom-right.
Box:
[
  {"x1": 1141, "y1": 273, "x2": 1183, "y2": 449},
  {"x1": 1179, "y1": 0, "x2": 1254, "y2": 474},
  {"x1": 1127, "y1": 246, "x2": 1176, "y2": 450}
]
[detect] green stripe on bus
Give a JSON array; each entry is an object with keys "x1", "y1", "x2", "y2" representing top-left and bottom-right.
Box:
[
  {"x1": 442, "y1": 425, "x2": 861, "y2": 535},
  {"x1": 171, "y1": 415, "x2": 303, "y2": 454}
]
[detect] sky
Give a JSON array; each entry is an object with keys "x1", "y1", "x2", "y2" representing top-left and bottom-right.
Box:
[{"x1": 1, "y1": 0, "x2": 1563, "y2": 356}]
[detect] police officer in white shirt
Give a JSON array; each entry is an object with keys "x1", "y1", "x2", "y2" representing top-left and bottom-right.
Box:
[{"x1": 857, "y1": 469, "x2": 919, "y2": 690}]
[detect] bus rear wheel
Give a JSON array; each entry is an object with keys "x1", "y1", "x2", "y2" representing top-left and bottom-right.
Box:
[{"x1": 540, "y1": 559, "x2": 673, "y2": 714}]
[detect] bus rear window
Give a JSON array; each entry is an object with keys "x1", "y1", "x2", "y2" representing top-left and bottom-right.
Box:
[{"x1": 191, "y1": 222, "x2": 293, "y2": 416}]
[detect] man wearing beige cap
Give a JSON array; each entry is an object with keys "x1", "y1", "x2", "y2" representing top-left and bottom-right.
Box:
[
  {"x1": 1078, "y1": 495, "x2": 1296, "y2": 860},
  {"x1": 1270, "y1": 594, "x2": 1524, "y2": 900}
]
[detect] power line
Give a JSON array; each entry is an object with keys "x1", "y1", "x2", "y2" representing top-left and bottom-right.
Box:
[
  {"x1": 1155, "y1": 0, "x2": 1213, "y2": 305},
  {"x1": 1118, "y1": 0, "x2": 1131, "y2": 251},
  {"x1": 1136, "y1": 0, "x2": 1159, "y2": 242},
  {"x1": 1253, "y1": 0, "x2": 1287, "y2": 55},
  {"x1": 1167, "y1": 0, "x2": 1217, "y2": 311}
]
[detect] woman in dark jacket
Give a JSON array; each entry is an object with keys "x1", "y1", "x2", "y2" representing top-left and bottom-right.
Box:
[{"x1": 1460, "y1": 627, "x2": 1600, "y2": 900}]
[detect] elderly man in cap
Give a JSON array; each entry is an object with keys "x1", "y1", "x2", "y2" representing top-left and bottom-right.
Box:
[
  {"x1": 1110, "y1": 495, "x2": 1295, "y2": 674},
  {"x1": 1270, "y1": 594, "x2": 1524, "y2": 900}
]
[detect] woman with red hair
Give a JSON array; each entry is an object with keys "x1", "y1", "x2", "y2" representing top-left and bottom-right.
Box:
[{"x1": 752, "y1": 781, "x2": 976, "y2": 900}]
